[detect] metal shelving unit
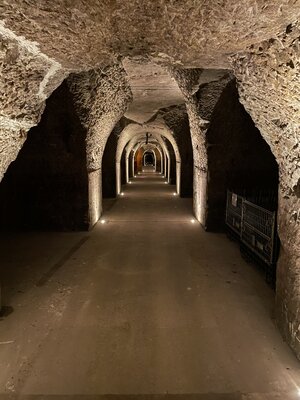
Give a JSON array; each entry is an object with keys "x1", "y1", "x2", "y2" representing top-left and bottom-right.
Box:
[
  {"x1": 225, "y1": 190, "x2": 243, "y2": 236},
  {"x1": 225, "y1": 191, "x2": 279, "y2": 284}
]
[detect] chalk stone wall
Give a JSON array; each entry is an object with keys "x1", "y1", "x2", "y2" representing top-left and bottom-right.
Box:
[
  {"x1": 206, "y1": 80, "x2": 278, "y2": 231},
  {"x1": 0, "y1": 82, "x2": 89, "y2": 231}
]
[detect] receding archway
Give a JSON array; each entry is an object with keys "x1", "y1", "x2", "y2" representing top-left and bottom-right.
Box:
[
  {"x1": 115, "y1": 123, "x2": 181, "y2": 195},
  {"x1": 143, "y1": 151, "x2": 155, "y2": 167}
]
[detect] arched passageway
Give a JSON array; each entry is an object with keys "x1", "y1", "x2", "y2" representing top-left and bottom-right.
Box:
[
  {"x1": 1, "y1": 164, "x2": 299, "y2": 396},
  {"x1": 115, "y1": 123, "x2": 181, "y2": 196},
  {"x1": 0, "y1": 3, "x2": 300, "y2": 397},
  {"x1": 0, "y1": 82, "x2": 89, "y2": 231},
  {"x1": 143, "y1": 151, "x2": 154, "y2": 166},
  {"x1": 0, "y1": 60, "x2": 298, "y2": 398},
  {"x1": 206, "y1": 80, "x2": 279, "y2": 231}
]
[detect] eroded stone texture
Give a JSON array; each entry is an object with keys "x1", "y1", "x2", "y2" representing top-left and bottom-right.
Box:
[
  {"x1": 68, "y1": 64, "x2": 132, "y2": 171},
  {"x1": 0, "y1": 0, "x2": 299, "y2": 185},
  {"x1": 1, "y1": 1, "x2": 299, "y2": 69},
  {"x1": 0, "y1": 25, "x2": 66, "y2": 181},
  {"x1": 67, "y1": 64, "x2": 132, "y2": 225},
  {"x1": 231, "y1": 23, "x2": 300, "y2": 357},
  {"x1": 171, "y1": 68, "x2": 232, "y2": 226},
  {"x1": 0, "y1": 82, "x2": 89, "y2": 231},
  {"x1": 159, "y1": 104, "x2": 193, "y2": 197},
  {"x1": 0, "y1": 0, "x2": 299, "y2": 362},
  {"x1": 123, "y1": 58, "x2": 184, "y2": 123},
  {"x1": 102, "y1": 118, "x2": 129, "y2": 198},
  {"x1": 206, "y1": 80, "x2": 278, "y2": 231}
]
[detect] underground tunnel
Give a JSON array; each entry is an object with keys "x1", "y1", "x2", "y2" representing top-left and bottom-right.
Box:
[{"x1": 0, "y1": 2, "x2": 299, "y2": 398}]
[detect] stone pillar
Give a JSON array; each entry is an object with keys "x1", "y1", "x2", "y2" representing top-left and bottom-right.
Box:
[
  {"x1": 276, "y1": 177, "x2": 300, "y2": 353},
  {"x1": 88, "y1": 169, "x2": 101, "y2": 228},
  {"x1": 176, "y1": 161, "x2": 181, "y2": 195},
  {"x1": 116, "y1": 161, "x2": 121, "y2": 195},
  {"x1": 0, "y1": 27, "x2": 66, "y2": 183},
  {"x1": 132, "y1": 153, "x2": 135, "y2": 177},
  {"x1": 185, "y1": 102, "x2": 209, "y2": 227},
  {"x1": 170, "y1": 68, "x2": 230, "y2": 228},
  {"x1": 164, "y1": 153, "x2": 167, "y2": 178},
  {"x1": 125, "y1": 156, "x2": 129, "y2": 183},
  {"x1": 68, "y1": 65, "x2": 132, "y2": 226}
]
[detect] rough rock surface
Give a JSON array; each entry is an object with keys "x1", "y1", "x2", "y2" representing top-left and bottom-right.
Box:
[
  {"x1": 0, "y1": 1, "x2": 300, "y2": 360},
  {"x1": 66, "y1": 65, "x2": 132, "y2": 226},
  {"x1": 160, "y1": 104, "x2": 194, "y2": 197},
  {"x1": 68, "y1": 64, "x2": 132, "y2": 171},
  {"x1": 206, "y1": 80, "x2": 279, "y2": 231},
  {"x1": 123, "y1": 58, "x2": 184, "y2": 123},
  {"x1": 0, "y1": 82, "x2": 89, "y2": 231},
  {"x1": 0, "y1": 1, "x2": 299, "y2": 184},
  {"x1": 231, "y1": 22, "x2": 300, "y2": 357},
  {"x1": 1, "y1": 1, "x2": 299, "y2": 69},
  {"x1": 171, "y1": 69, "x2": 231, "y2": 168},
  {"x1": 0, "y1": 22, "x2": 66, "y2": 181},
  {"x1": 171, "y1": 68, "x2": 232, "y2": 224}
]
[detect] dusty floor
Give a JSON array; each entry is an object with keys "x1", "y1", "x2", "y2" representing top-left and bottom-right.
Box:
[{"x1": 0, "y1": 170, "x2": 300, "y2": 399}]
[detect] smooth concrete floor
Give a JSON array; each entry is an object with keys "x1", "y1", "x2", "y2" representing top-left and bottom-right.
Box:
[{"x1": 0, "y1": 170, "x2": 300, "y2": 399}]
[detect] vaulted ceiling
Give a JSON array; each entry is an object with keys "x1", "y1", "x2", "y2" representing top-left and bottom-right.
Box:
[{"x1": 1, "y1": 1, "x2": 299, "y2": 69}]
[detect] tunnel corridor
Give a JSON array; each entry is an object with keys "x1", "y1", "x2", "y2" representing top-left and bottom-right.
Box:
[
  {"x1": 0, "y1": 3, "x2": 300, "y2": 399},
  {"x1": 0, "y1": 170, "x2": 300, "y2": 398}
]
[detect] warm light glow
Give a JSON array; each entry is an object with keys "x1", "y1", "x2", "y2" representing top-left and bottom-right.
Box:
[
  {"x1": 173, "y1": 193, "x2": 177, "y2": 196},
  {"x1": 129, "y1": 181, "x2": 132, "y2": 184},
  {"x1": 120, "y1": 192, "x2": 124, "y2": 196},
  {"x1": 165, "y1": 182, "x2": 168, "y2": 184},
  {"x1": 100, "y1": 219, "x2": 106, "y2": 224},
  {"x1": 191, "y1": 219, "x2": 195, "y2": 224}
]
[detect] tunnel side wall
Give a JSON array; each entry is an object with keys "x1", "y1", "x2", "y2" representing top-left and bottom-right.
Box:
[
  {"x1": 121, "y1": 151, "x2": 126, "y2": 185},
  {"x1": 0, "y1": 82, "x2": 89, "y2": 231},
  {"x1": 175, "y1": 116, "x2": 193, "y2": 198},
  {"x1": 232, "y1": 23, "x2": 300, "y2": 358},
  {"x1": 162, "y1": 106, "x2": 193, "y2": 198},
  {"x1": 102, "y1": 121, "x2": 127, "y2": 198},
  {"x1": 136, "y1": 149, "x2": 143, "y2": 172},
  {"x1": 166, "y1": 140, "x2": 176, "y2": 185},
  {"x1": 154, "y1": 148, "x2": 161, "y2": 172},
  {"x1": 206, "y1": 80, "x2": 278, "y2": 231}
]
